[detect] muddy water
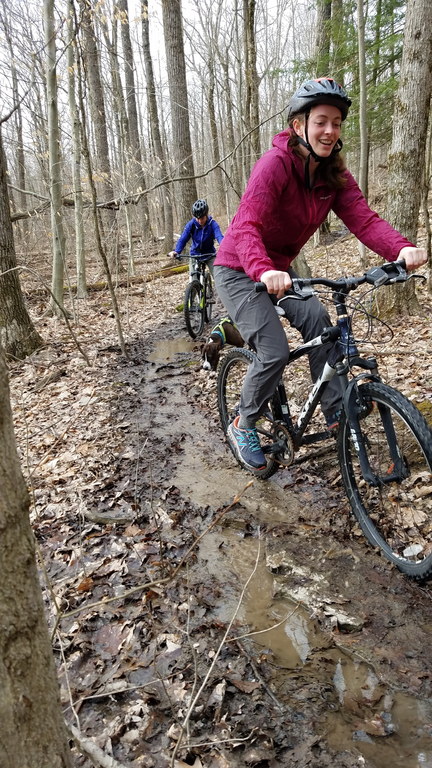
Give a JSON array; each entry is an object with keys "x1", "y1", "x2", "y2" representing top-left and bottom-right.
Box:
[
  {"x1": 147, "y1": 337, "x2": 194, "y2": 362},
  {"x1": 200, "y1": 530, "x2": 432, "y2": 768},
  {"x1": 151, "y1": 337, "x2": 432, "y2": 768}
]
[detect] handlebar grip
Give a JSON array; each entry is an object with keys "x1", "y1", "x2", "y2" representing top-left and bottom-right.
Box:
[{"x1": 254, "y1": 282, "x2": 267, "y2": 292}]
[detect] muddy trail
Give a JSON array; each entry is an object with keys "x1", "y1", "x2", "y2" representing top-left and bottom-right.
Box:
[
  {"x1": 103, "y1": 307, "x2": 432, "y2": 768},
  {"x1": 12, "y1": 262, "x2": 432, "y2": 768}
]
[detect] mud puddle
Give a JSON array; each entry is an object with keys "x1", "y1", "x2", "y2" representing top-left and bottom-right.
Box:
[
  {"x1": 146, "y1": 331, "x2": 432, "y2": 767},
  {"x1": 147, "y1": 337, "x2": 194, "y2": 362},
  {"x1": 199, "y1": 529, "x2": 432, "y2": 768}
]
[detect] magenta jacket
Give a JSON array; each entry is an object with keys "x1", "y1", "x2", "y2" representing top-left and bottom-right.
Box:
[{"x1": 214, "y1": 130, "x2": 414, "y2": 283}]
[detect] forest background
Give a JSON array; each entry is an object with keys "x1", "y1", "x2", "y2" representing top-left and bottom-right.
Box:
[
  {"x1": 0, "y1": 0, "x2": 432, "y2": 766},
  {"x1": 1, "y1": 0, "x2": 432, "y2": 333}
]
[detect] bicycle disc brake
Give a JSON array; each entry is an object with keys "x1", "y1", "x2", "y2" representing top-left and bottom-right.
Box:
[{"x1": 270, "y1": 423, "x2": 295, "y2": 466}]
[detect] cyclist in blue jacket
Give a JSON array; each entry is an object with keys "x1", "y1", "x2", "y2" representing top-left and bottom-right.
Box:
[{"x1": 169, "y1": 199, "x2": 224, "y2": 276}]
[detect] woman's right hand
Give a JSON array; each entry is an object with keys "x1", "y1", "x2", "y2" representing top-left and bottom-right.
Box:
[
  {"x1": 260, "y1": 270, "x2": 292, "y2": 298},
  {"x1": 168, "y1": 251, "x2": 178, "y2": 258}
]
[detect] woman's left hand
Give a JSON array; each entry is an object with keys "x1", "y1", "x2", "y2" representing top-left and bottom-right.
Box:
[{"x1": 398, "y1": 246, "x2": 428, "y2": 270}]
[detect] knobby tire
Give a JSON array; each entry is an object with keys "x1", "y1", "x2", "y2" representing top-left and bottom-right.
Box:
[
  {"x1": 204, "y1": 274, "x2": 214, "y2": 324},
  {"x1": 184, "y1": 280, "x2": 204, "y2": 339},
  {"x1": 338, "y1": 381, "x2": 432, "y2": 579}
]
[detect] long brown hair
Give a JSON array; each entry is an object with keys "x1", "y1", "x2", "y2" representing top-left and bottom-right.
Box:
[{"x1": 288, "y1": 115, "x2": 347, "y2": 190}]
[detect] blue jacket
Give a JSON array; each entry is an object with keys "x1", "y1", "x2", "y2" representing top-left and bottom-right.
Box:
[{"x1": 175, "y1": 216, "x2": 224, "y2": 259}]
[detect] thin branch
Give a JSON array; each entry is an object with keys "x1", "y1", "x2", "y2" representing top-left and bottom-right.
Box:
[
  {"x1": 9, "y1": 108, "x2": 287, "y2": 220},
  {"x1": 68, "y1": 724, "x2": 129, "y2": 768},
  {"x1": 55, "y1": 480, "x2": 254, "y2": 626},
  {"x1": 170, "y1": 533, "x2": 262, "y2": 765}
]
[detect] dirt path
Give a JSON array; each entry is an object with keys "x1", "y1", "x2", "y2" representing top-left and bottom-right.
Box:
[
  {"x1": 108, "y1": 308, "x2": 432, "y2": 767},
  {"x1": 11, "y1": 263, "x2": 432, "y2": 768}
]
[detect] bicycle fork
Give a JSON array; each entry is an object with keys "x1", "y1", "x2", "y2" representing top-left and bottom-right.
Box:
[{"x1": 343, "y1": 379, "x2": 409, "y2": 487}]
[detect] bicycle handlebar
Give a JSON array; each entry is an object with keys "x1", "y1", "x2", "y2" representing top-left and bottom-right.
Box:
[
  {"x1": 254, "y1": 259, "x2": 425, "y2": 300},
  {"x1": 169, "y1": 252, "x2": 215, "y2": 260}
]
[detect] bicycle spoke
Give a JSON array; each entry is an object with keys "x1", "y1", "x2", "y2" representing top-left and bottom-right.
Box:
[{"x1": 339, "y1": 382, "x2": 432, "y2": 579}]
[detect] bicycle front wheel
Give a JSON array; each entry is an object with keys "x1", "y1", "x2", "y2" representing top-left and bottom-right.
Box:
[
  {"x1": 204, "y1": 274, "x2": 214, "y2": 324},
  {"x1": 338, "y1": 381, "x2": 432, "y2": 579},
  {"x1": 217, "y1": 348, "x2": 281, "y2": 480},
  {"x1": 184, "y1": 280, "x2": 205, "y2": 339}
]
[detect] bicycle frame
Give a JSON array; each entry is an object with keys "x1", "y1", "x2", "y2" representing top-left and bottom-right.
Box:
[
  {"x1": 270, "y1": 288, "x2": 381, "y2": 451},
  {"x1": 266, "y1": 283, "x2": 412, "y2": 488}
]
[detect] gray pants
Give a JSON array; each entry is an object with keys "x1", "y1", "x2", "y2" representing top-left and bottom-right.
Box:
[
  {"x1": 190, "y1": 255, "x2": 215, "y2": 279},
  {"x1": 214, "y1": 265, "x2": 343, "y2": 427}
]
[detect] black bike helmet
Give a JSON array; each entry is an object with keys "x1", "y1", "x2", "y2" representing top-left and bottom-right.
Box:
[
  {"x1": 192, "y1": 199, "x2": 209, "y2": 218},
  {"x1": 287, "y1": 77, "x2": 351, "y2": 122}
]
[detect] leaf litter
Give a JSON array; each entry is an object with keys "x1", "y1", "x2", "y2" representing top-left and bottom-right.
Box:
[{"x1": 8, "y1": 241, "x2": 432, "y2": 768}]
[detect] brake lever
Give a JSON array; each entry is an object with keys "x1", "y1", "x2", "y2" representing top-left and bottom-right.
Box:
[
  {"x1": 365, "y1": 262, "x2": 407, "y2": 287},
  {"x1": 407, "y1": 272, "x2": 427, "y2": 284}
]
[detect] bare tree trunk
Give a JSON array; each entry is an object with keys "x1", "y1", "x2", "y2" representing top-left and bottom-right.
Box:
[
  {"x1": 0, "y1": 128, "x2": 43, "y2": 359},
  {"x1": 0, "y1": 343, "x2": 72, "y2": 767},
  {"x1": 0, "y1": 14, "x2": 29, "y2": 245},
  {"x1": 117, "y1": 0, "x2": 152, "y2": 251},
  {"x1": 243, "y1": 0, "x2": 260, "y2": 171},
  {"x1": 44, "y1": 0, "x2": 67, "y2": 317},
  {"x1": 330, "y1": 0, "x2": 345, "y2": 84},
  {"x1": 67, "y1": 0, "x2": 87, "y2": 299},
  {"x1": 386, "y1": 0, "x2": 432, "y2": 314},
  {"x1": 161, "y1": 0, "x2": 197, "y2": 226},
  {"x1": 314, "y1": 0, "x2": 331, "y2": 75},
  {"x1": 100, "y1": 13, "x2": 135, "y2": 274},
  {"x1": 141, "y1": 0, "x2": 173, "y2": 247},
  {"x1": 221, "y1": 54, "x2": 242, "y2": 208},
  {"x1": 357, "y1": 0, "x2": 368, "y2": 268},
  {"x1": 79, "y1": 0, "x2": 119, "y2": 268},
  {"x1": 207, "y1": 58, "x2": 224, "y2": 213},
  {"x1": 75, "y1": 41, "x2": 127, "y2": 356}
]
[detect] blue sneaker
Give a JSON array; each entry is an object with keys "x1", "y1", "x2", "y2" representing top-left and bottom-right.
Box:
[{"x1": 227, "y1": 416, "x2": 266, "y2": 470}]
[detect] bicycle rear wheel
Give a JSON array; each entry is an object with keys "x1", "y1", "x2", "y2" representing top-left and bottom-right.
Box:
[
  {"x1": 217, "y1": 347, "x2": 281, "y2": 480},
  {"x1": 184, "y1": 280, "x2": 205, "y2": 339},
  {"x1": 204, "y1": 274, "x2": 214, "y2": 324},
  {"x1": 338, "y1": 381, "x2": 432, "y2": 579}
]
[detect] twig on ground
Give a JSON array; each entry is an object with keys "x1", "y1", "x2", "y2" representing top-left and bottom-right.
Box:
[
  {"x1": 236, "y1": 639, "x2": 285, "y2": 712},
  {"x1": 57, "y1": 481, "x2": 254, "y2": 622},
  {"x1": 170, "y1": 534, "x2": 262, "y2": 766},
  {"x1": 68, "y1": 724, "x2": 129, "y2": 768},
  {"x1": 228, "y1": 604, "x2": 299, "y2": 643}
]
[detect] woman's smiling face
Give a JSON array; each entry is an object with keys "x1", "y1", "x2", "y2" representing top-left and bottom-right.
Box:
[{"x1": 294, "y1": 103, "x2": 342, "y2": 158}]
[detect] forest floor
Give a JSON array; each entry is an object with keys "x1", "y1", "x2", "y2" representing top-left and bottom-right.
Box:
[{"x1": 8, "y1": 234, "x2": 432, "y2": 768}]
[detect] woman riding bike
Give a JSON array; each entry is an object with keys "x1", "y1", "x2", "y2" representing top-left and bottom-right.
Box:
[{"x1": 213, "y1": 77, "x2": 427, "y2": 472}]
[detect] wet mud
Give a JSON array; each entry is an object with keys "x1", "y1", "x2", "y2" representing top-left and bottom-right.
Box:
[{"x1": 112, "y1": 314, "x2": 432, "y2": 768}]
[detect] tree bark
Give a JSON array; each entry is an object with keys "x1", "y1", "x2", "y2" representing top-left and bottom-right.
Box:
[
  {"x1": 67, "y1": 0, "x2": 87, "y2": 298},
  {"x1": 141, "y1": 0, "x2": 173, "y2": 247},
  {"x1": 243, "y1": 0, "x2": 260, "y2": 171},
  {"x1": 0, "y1": 127, "x2": 43, "y2": 359},
  {"x1": 79, "y1": 0, "x2": 119, "y2": 267},
  {"x1": 117, "y1": 0, "x2": 152, "y2": 247},
  {"x1": 161, "y1": 0, "x2": 197, "y2": 226},
  {"x1": 44, "y1": 0, "x2": 67, "y2": 316},
  {"x1": 0, "y1": 344, "x2": 72, "y2": 768},
  {"x1": 386, "y1": 0, "x2": 432, "y2": 314},
  {"x1": 314, "y1": 0, "x2": 331, "y2": 75}
]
